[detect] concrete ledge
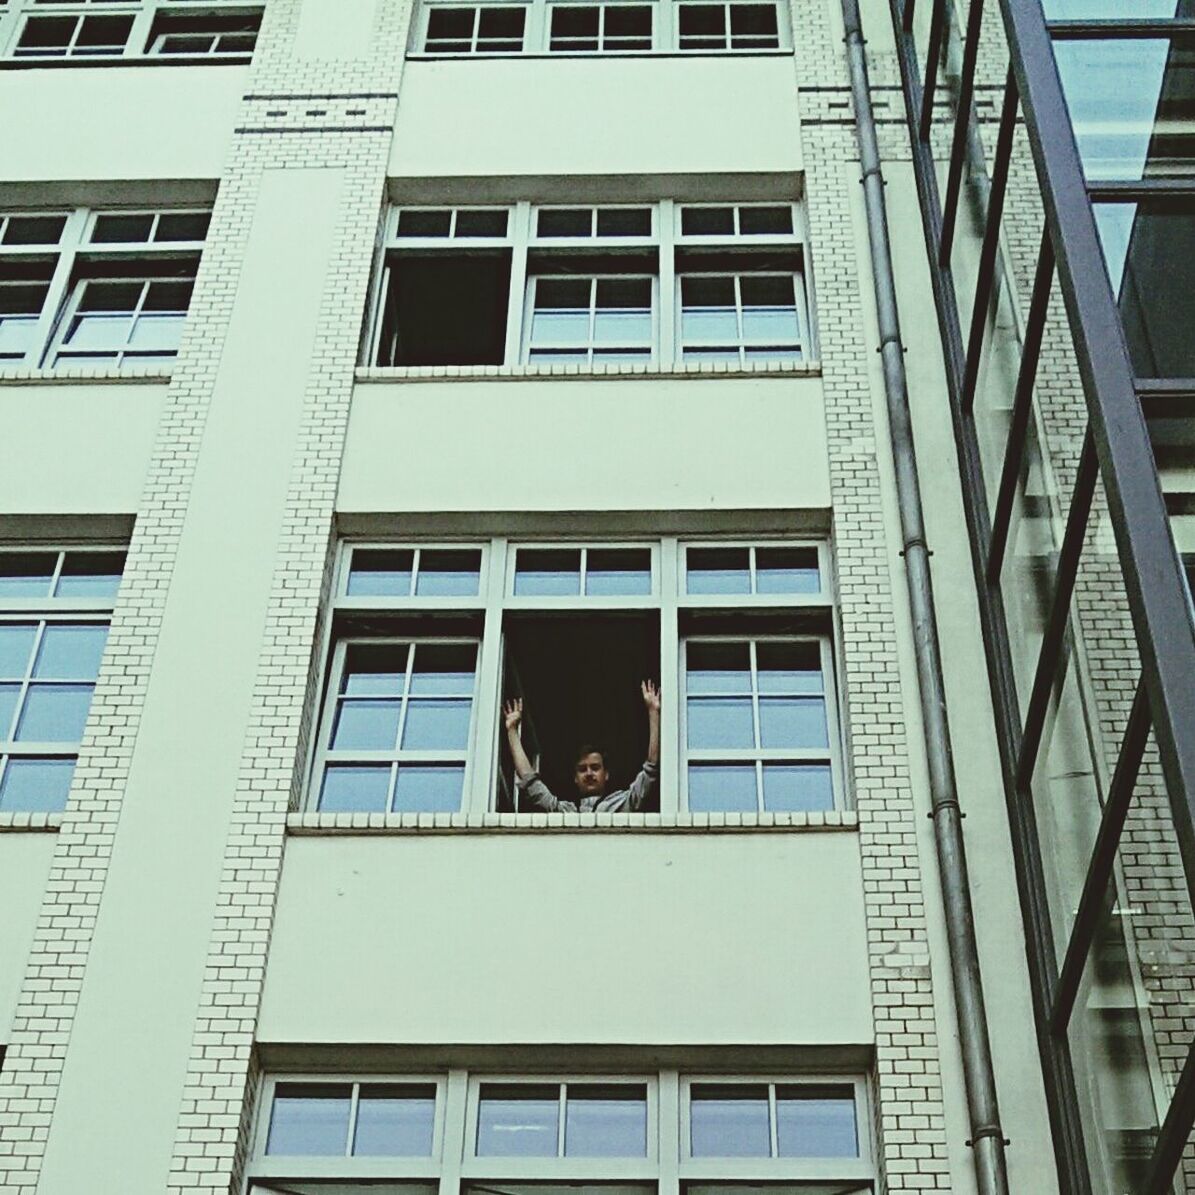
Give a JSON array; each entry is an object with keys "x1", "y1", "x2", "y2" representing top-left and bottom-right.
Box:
[
  {"x1": 355, "y1": 360, "x2": 822, "y2": 383},
  {"x1": 0, "y1": 812, "x2": 64, "y2": 832}
]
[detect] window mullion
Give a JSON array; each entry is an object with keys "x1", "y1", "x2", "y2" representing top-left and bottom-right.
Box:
[
  {"x1": 587, "y1": 276, "x2": 598, "y2": 366},
  {"x1": 658, "y1": 199, "x2": 676, "y2": 367},
  {"x1": 557, "y1": 1082, "x2": 568, "y2": 1156},
  {"x1": 658, "y1": 1068, "x2": 681, "y2": 1195},
  {"x1": 767, "y1": 1082, "x2": 779, "y2": 1156},
  {"x1": 31, "y1": 210, "x2": 84, "y2": 369},
  {"x1": 308, "y1": 638, "x2": 349, "y2": 812},
  {"x1": 345, "y1": 1083, "x2": 361, "y2": 1157},
  {"x1": 660, "y1": 536, "x2": 681, "y2": 816},
  {"x1": 529, "y1": 0, "x2": 549, "y2": 51},
  {"x1": 470, "y1": 538, "x2": 507, "y2": 816},
  {"x1": 506, "y1": 202, "x2": 532, "y2": 365},
  {"x1": 438, "y1": 1069, "x2": 470, "y2": 1195},
  {"x1": 821, "y1": 634, "x2": 846, "y2": 811},
  {"x1": 126, "y1": 5, "x2": 156, "y2": 56}
]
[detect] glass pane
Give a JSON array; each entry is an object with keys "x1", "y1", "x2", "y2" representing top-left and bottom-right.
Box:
[
  {"x1": 681, "y1": 207, "x2": 735, "y2": 236},
  {"x1": 0, "y1": 684, "x2": 18, "y2": 738},
  {"x1": 266, "y1": 1083, "x2": 353, "y2": 1155},
  {"x1": 477, "y1": 1084, "x2": 560, "y2": 1156},
  {"x1": 739, "y1": 206, "x2": 793, "y2": 235},
  {"x1": 397, "y1": 208, "x2": 453, "y2": 236},
  {"x1": 686, "y1": 641, "x2": 751, "y2": 692},
  {"x1": 331, "y1": 699, "x2": 402, "y2": 750},
  {"x1": 410, "y1": 643, "x2": 477, "y2": 695},
  {"x1": 759, "y1": 697, "x2": 828, "y2": 749},
  {"x1": 63, "y1": 313, "x2": 132, "y2": 352},
  {"x1": 0, "y1": 756, "x2": 75, "y2": 813},
  {"x1": 515, "y1": 548, "x2": 582, "y2": 596},
  {"x1": 353, "y1": 1084, "x2": 437, "y2": 1156},
  {"x1": 690, "y1": 1084, "x2": 771, "y2": 1156},
  {"x1": 532, "y1": 279, "x2": 592, "y2": 346},
  {"x1": 1054, "y1": 37, "x2": 1195, "y2": 182},
  {"x1": 564, "y1": 1084, "x2": 648, "y2": 1157},
  {"x1": 2, "y1": 215, "x2": 67, "y2": 246},
  {"x1": 477, "y1": 5, "x2": 525, "y2": 47},
  {"x1": 0, "y1": 624, "x2": 37, "y2": 677},
  {"x1": 156, "y1": 212, "x2": 211, "y2": 242},
  {"x1": 729, "y1": 2, "x2": 778, "y2": 46},
  {"x1": 596, "y1": 208, "x2": 652, "y2": 236},
  {"x1": 455, "y1": 209, "x2": 509, "y2": 237},
  {"x1": 0, "y1": 552, "x2": 56, "y2": 598},
  {"x1": 342, "y1": 644, "x2": 409, "y2": 696},
  {"x1": 755, "y1": 547, "x2": 819, "y2": 594},
  {"x1": 55, "y1": 551, "x2": 124, "y2": 599},
  {"x1": 416, "y1": 549, "x2": 482, "y2": 596},
  {"x1": 127, "y1": 313, "x2": 185, "y2": 354},
  {"x1": 318, "y1": 764, "x2": 392, "y2": 813},
  {"x1": 594, "y1": 279, "x2": 652, "y2": 345},
  {"x1": 15, "y1": 684, "x2": 94, "y2": 742},
  {"x1": 401, "y1": 698, "x2": 472, "y2": 749},
  {"x1": 1095, "y1": 199, "x2": 1195, "y2": 379},
  {"x1": 91, "y1": 214, "x2": 154, "y2": 243},
  {"x1": 686, "y1": 547, "x2": 750, "y2": 594},
  {"x1": 688, "y1": 697, "x2": 755, "y2": 749},
  {"x1": 687, "y1": 763, "x2": 758, "y2": 812},
  {"x1": 392, "y1": 764, "x2": 466, "y2": 812},
  {"x1": 538, "y1": 209, "x2": 593, "y2": 237},
  {"x1": 775, "y1": 1085, "x2": 858, "y2": 1157},
  {"x1": 33, "y1": 624, "x2": 107, "y2": 679},
  {"x1": 585, "y1": 549, "x2": 652, "y2": 595},
  {"x1": 762, "y1": 762, "x2": 834, "y2": 812},
  {"x1": 756, "y1": 641, "x2": 823, "y2": 692},
  {"x1": 681, "y1": 276, "x2": 738, "y2": 342},
  {"x1": 740, "y1": 275, "x2": 798, "y2": 342},
  {"x1": 347, "y1": 549, "x2": 415, "y2": 597}
]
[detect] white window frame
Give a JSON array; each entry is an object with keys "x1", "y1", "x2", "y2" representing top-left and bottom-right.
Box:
[
  {"x1": 0, "y1": 0, "x2": 262, "y2": 61},
  {"x1": 408, "y1": 0, "x2": 791, "y2": 55},
  {"x1": 370, "y1": 201, "x2": 815, "y2": 373},
  {"x1": 310, "y1": 537, "x2": 843, "y2": 818},
  {"x1": 245, "y1": 1070, "x2": 873, "y2": 1193},
  {"x1": 0, "y1": 204, "x2": 208, "y2": 372},
  {"x1": 0, "y1": 545, "x2": 125, "y2": 813}
]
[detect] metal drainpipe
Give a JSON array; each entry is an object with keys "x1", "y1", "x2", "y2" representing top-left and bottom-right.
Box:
[{"x1": 839, "y1": 0, "x2": 1011, "y2": 1192}]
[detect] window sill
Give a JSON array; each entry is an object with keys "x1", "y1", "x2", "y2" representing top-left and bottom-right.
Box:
[
  {"x1": 287, "y1": 809, "x2": 858, "y2": 834},
  {"x1": 0, "y1": 812, "x2": 63, "y2": 833},
  {"x1": 0, "y1": 365, "x2": 172, "y2": 384},
  {"x1": 406, "y1": 50, "x2": 795, "y2": 61},
  {"x1": 0, "y1": 56, "x2": 251, "y2": 70},
  {"x1": 355, "y1": 360, "x2": 822, "y2": 383}
]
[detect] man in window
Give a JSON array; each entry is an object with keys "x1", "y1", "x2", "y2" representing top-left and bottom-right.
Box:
[{"x1": 502, "y1": 681, "x2": 660, "y2": 812}]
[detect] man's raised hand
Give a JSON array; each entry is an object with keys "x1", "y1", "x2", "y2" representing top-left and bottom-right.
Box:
[
  {"x1": 641, "y1": 679, "x2": 661, "y2": 712},
  {"x1": 503, "y1": 698, "x2": 523, "y2": 731}
]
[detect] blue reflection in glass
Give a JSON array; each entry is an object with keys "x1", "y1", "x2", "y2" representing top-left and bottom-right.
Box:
[
  {"x1": 16, "y1": 684, "x2": 94, "y2": 742},
  {"x1": 690, "y1": 1085, "x2": 771, "y2": 1156},
  {"x1": 353, "y1": 1084, "x2": 437, "y2": 1156},
  {"x1": 0, "y1": 757, "x2": 76, "y2": 813},
  {"x1": 776, "y1": 1085, "x2": 858, "y2": 1157},
  {"x1": 392, "y1": 764, "x2": 465, "y2": 812},
  {"x1": 319, "y1": 764, "x2": 391, "y2": 812},
  {"x1": 266, "y1": 1084, "x2": 352, "y2": 1155},
  {"x1": 763, "y1": 763, "x2": 834, "y2": 812},
  {"x1": 688, "y1": 763, "x2": 757, "y2": 812}
]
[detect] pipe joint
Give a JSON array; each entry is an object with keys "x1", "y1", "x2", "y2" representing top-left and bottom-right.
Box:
[{"x1": 967, "y1": 1125, "x2": 1011, "y2": 1148}]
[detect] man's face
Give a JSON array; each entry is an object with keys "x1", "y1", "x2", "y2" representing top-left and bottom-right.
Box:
[{"x1": 573, "y1": 752, "x2": 609, "y2": 798}]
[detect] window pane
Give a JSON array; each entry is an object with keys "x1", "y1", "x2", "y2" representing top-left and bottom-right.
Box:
[
  {"x1": 688, "y1": 696, "x2": 754, "y2": 748},
  {"x1": 266, "y1": 1084, "x2": 353, "y2": 1156},
  {"x1": 538, "y1": 209, "x2": 594, "y2": 237},
  {"x1": 0, "y1": 553, "x2": 57, "y2": 599},
  {"x1": 0, "y1": 684, "x2": 18, "y2": 738},
  {"x1": 739, "y1": 206, "x2": 793, "y2": 235},
  {"x1": 531, "y1": 279, "x2": 592, "y2": 346},
  {"x1": 55, "y1": 551, "x2": 124, "y2": 599},
  {"x1": 594, "y1": 279, "x2": 652, "y2": 346},
  {"x1": 690, "y1": 1084, "x2": 771, "y2": 1156},
  {"x1": 515, "y1": 548, "x2": 582, "y2": 596},
  {"x1": 775, "y1": 1085, "x2": 858, "y2": 1157},
  {"x1": 729, "y1": 2, "x2": 778, "y2": 46},
  {"x1": 687, "y1": 547, "x2": 751, "y2": 594},
  {"x1": 398, "y1": 208, "x2": 454, "y2": 236},
  {"x1": 410, "y1": 643, "x2": 477, "y2": 695},
  {"x1": 477, "y1": 1084, "x2": 560, "y2": 1156},
  {"x1": 564, "y1": 1084, "x2": 648, "y2": 1157},
  {"x1": 597, "y1": 207, "x2": 652, "y2": 236},
  {"x1": 0, "y1": 756, "x2": 75, "y2": 813},
  {"x1": 3, "y1": 216, "x2": 67, "y2": 246},
  {"x1": 354, "y1": 1084, "x2": 437, "y2": 1156},
  {"x1": 342, "y1": 644, "x2": 409, "y2": 696},
  {"x1": 332, "y1": 699, "x2": 402, "y2": 750},
  {"x1": 740, "y1": 275, "x2": 798, "y2": 342},
  {"x1": 755, "y1": 547, "x2": 819, "y2": 594},
  {"x1": 682, "y1": 207, "x2": 735, "y2": 236},
  {"x1": 762, "y1": 762, "x2": 833, "y2": 812},
  {"x1": 688, "y1": 763, "x2": 757, "y2": 812},
  {"x1": 402, "y1": 698, "x2": 472, "y2": 749},
  {"x1": 456, "y1": 209, "x2": 509, "y2": 237},
  {"x1": 416, "y1": 549, "x2": 482, "y2": 596},
  {"x1": 156, "y1": 212, "x2": 211, "y2": 242},
  {"x1": 756, "y1": 642, "x2": 823, "y2": 692},
  {"x1": 681, "y1": 276, "x2": 738, "y2": 341},
  {"x1": 348, "y1": 549, "x2": 415, "y2": 597},
  {"x1": 33, "y1": 624, "x2": 107, "y2": 679},
  {"x1": 392, "y1": 764, "x2": 466, "y2": 812},
  {"x1": 318, "y1": 764, "x2": 392, "y2": 813},
  {"x1": 15, "y1": 684, "x2": 94, "y2": 742},
  {"x1": 477, "y1": 5, "x2": 525, "y2": 48},
  {"x1": 686, "y1": 642, "x2": 751, "y2": 692},
  {"x1": 550, "y1": 5, "x2": 600, "y2": 47},
  {"x1": 585, "y1": 549, "x2": 652, "y2": 595},
  {"x1": 92, "y1": 214, "x2": 154, "y2": 244},
  {"x1": 0, "y1": 624, "x2": 37, "y2": 677},
  {"x1": 759, "y1": 697, "x2": 828, "y2": 749}
]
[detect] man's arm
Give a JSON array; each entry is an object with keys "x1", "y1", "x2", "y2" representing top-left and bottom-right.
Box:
[
  {"x1": 623, "y1": 681, "x2": 662, "y2": 811},
  {"x1": 503, "y1": 698, "x2": 561, "y2": 812}
]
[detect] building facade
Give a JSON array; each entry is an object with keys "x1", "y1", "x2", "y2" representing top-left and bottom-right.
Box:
[{"x1": 0, "y1": 0, "x2": 1187, "y2": 1193}]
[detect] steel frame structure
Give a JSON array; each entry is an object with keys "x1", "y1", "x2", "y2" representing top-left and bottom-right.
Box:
[{"x1": 883, "y1": 0, "x2": 1195, "y2": 1189}]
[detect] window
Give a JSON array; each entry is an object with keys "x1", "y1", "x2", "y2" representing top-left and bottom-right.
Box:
[
  {"x1": 0, "y1": 205, "x2": 210, "y2": 370},
  {"x1": 309, "y1": 538, "x2": 841, "y2": 816},
  {"x1": 411, "y1": 0, "x2": 787, "y2": 53},
  {"x1": 0, "y1": 0, "x2": 262, "y2": 61},
  {"x1": 247, "y1": 1071, "x2": 873, "y2": 1194},
  {"x1": 369, "y1": 202, "x2": 812, "y2": 371},
  {"x1": 0, "y1": 546, "x2": 125, "y2": 813}
]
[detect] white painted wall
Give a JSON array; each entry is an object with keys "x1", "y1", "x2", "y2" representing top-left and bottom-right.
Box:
[
  {"x1": 391, "y1": 57, "x2": 802, "y2": 179},
  {"x1": 339, "y1": 377, "x2": 831, "y2": 513},
  {"x1": 0, "y1": 385, "x2": 163, "y2": 514},
  {"x1": 0, "y1": 67, "x2": 242, "y2": 183},
  {"x1": 0, "y1": 836, "x2": 55, "y2": 1042},
  {"x1": 260, "y1": 831, "x2": 873, "y2": 1045}
]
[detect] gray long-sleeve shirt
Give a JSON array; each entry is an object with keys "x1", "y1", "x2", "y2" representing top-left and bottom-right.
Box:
[{"x1": 516, "y1": 760, "x2": 659, "y2": 813}]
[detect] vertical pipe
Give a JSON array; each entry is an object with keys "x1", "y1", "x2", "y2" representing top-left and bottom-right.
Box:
[{"x1": 840, "y1": 0, "x2": 1011, "y2": 1191}]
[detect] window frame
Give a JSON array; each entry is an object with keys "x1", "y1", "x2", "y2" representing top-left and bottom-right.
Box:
[
  {"x1": 246, "y1": 1069, "x2": 874, "y2": 1192},
  {"x1": 369, "y1": 200, "x2": 815, "y2": 374},
  {"x1": 408, "y1": 0, "x2": 791, "y2": 55},
  {"x1": 310, "y1": 536, "x2": 844, "y2": 819},
  {"x1": 0, "y1": 0, "x2": 262, "y2": 62},
  {"x1": 0, "y1": 544, "x2": 125, "y2": 814},
  {"x1": 0, "y1": 203, "x2": 209, "y2": 372}
]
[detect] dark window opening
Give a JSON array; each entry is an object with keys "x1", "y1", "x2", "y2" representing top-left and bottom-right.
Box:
[
  {"x1": 376, "y1": 251, "x2": 512, "y2": 366},
  {"x1": 500, "y1": 613, "x2": 659, "y2": 810},
  {"x1": 145, "y1": 9, "x2": 263, "y2": 57}
]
